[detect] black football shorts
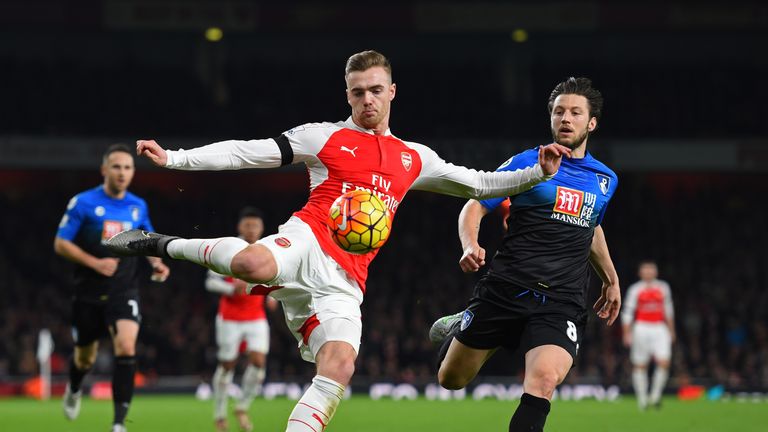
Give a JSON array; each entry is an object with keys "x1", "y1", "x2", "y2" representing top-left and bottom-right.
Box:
[
  {"x1": 454, "y1": 277, "x2": 587, "y2": 360},
  {"x1": 71, "y1": 291, "x2": 141, "y2": 346}
]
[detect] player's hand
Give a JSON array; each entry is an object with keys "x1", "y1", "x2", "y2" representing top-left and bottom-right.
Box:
[
  {"x1": 459, "y1": 244, "x2": 486, "y2": 273},
  {"x1": 150, "y1": 261, "x2": 170, "y2": 282},
  {"x1": 593, "y1": 282, "x2": 621, "y2": 325},
  {"x1": 622, "y1": 331, "x2": 632, "y2": 348},
  {"x1": 93, "y1": 257, "x2": 120, "y2": 277},
  {"x1": 232, "y1": 279, "x2": 249, "y2": 295},
  {"x1": 538, "y1": 143, "x2": 571, "y2": 176},
  {"x1": 136, "y1": 139, "x2": 168, "y2": 167}
]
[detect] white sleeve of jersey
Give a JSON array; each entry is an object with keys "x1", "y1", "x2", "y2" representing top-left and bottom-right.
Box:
[
  {"x1": 662, "y1": 281, "x2": 674, "y2": 320},
  {"x1": 405, "y1": 142, "x2": 551, "y2": 199},
  {"x1": 165, "y1": 139, "x2": 284, "y2": 170},
  {"x1": 621, "y1": 282, "x2": 640, "y2": 326},
  {"x1": 280, "y1": 122, "x2": 341, "y2": 162},
  {"x1": 205, "y1": 270, "x2": 235, "y2": 296}
]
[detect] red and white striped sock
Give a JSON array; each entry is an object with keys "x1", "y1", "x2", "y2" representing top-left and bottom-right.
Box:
[
  {"x1": 286, "y1": 375, "x2": 344, "y2": 432},
  {"x1": 166, "y1": 237, "x2": 248, "y2": 275}
]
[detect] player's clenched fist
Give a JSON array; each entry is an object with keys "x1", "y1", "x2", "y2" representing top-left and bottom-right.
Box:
[
  {"x1": 136, "y1": 140, "x2": 168, "y2": 167},
  {"x1": 459, "y1": 244, "x2": 486, "y2": 273}
]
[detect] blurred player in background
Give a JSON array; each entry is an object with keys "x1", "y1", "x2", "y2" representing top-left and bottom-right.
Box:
[
  {"x1": 622, "y1": 260, "x2": 675, "y2": 410},
  {"x1": 54, "y1": 144, "x2": 170, "y2": 432},
  {"x1": 430, "y1": 78, "x2": 620, "y2": 432},
  {"x1": 206, "y1": 207, "x2": 277, "y2": 432},
  {"x1": 106, "y1": 50, "x2": 570, "y2": 431}
]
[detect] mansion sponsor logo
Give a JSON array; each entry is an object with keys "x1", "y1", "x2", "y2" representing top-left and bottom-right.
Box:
[{"x1": 551, "y1": 186, "x2": 596, "y2": 228}]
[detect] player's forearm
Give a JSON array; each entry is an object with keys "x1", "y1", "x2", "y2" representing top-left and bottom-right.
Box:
[
  {"x1": 54, "y1": 237, "x2": 99, "y2": 270},
  {"x1": 589, "y1": 227, "x2": 619, "y2": 286},
  {"x1": 165, "y1": 139, "x2": 283, "y2": 171},
  {"x1": 205, "y1": 276, "x2": 235, "y2": 295},
  {"x1": 412, "y1": 163, "x2": 550, "y2": 199},
  {"x1": 458, "y1": 200, "x2": 486, "y2": 250}
]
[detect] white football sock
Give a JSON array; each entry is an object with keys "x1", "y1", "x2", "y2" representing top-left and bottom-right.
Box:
[
  {"x1": 649, "y1": 367, "x2": 669, "y2": 404},
  {"x1": 167, "y1": 237, "x2": 248, "y2": 275},
  {"x1": 213, "y1": 365, "x2": 235, "y2": 420},
  {"x1": 236, "y1": 364, "x2": 266, "y2": 412},
  {"x1": 286, "y1": 375, "x2": 344, "y2": 431},
  {"x1": 632, "y1": 368, "x2": 649, "y2": 409}
]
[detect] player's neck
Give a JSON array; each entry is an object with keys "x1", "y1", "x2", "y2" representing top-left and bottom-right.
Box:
[
  {"x1": 103, "y1": 184, "x2": 127, "y2": 199},
  {"x1": 571, "y1": 140, "x2": 588, "y2": 158}
]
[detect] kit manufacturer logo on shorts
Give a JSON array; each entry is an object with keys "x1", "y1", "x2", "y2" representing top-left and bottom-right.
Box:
[
  {"x1": 274, "y1": 237, "x2": 291, "y2": 248},
  {"x1": 460, "y1": 310, "x2": 474, "y2": 331}
]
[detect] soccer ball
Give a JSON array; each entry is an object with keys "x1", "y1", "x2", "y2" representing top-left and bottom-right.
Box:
[{"x1": 327, "y1": 190, "x2": 392, "y2": 254}]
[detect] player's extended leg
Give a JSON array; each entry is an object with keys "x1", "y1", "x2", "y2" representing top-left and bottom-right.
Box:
[
  {"x1": 213, "y1": 360, "x2": 236, "y2": 432},
  {"x1": 438, "y1": 339, "x2": 495, "y2": 390},
  {"x1": 64, "y1": 341, "x2": 99, "y2": 420},
  {"x1": 510, "y1": 345, "x2": 572, "y2": 432},
  {"x1": 110, "y1": 319, "x2": 140, "y2": 431},
  {"x1": 235, "y1": 351, "x2": 267, "y2": 432},
  {"x1": 285, "y1": 341, "x2": 354, "y2": 432},
  {"x1": 106, "y1": 230, "x2": 277, "y2": 284}
]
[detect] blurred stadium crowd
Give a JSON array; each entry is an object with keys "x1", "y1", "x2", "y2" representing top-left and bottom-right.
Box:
[{"x1": 1, "y1": 170, "x2": 766, "y2": 391}]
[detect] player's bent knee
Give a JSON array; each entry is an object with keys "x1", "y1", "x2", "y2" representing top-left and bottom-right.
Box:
[
  {"x1": 231, "y1": 246, "x2": 277, "y2": 283},
  {"x1": 437, "y1": 367, "x2": 470, "y2": 390},
  {"x1": 527, "y1": 370, "x2": 562, "y2": 399}
]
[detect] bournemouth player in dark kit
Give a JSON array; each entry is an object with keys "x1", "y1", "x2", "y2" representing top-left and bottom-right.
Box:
[
  {"x1": 430, "y1": 78, "x2": 621, "y2": 432},
  {"x1": 54, "y1": 144, "x2": 170, "y2": 432}
]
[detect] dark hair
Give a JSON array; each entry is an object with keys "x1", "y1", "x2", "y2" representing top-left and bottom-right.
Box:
[
  {"x1": 547, "y1": 77, "x2": 603, "y2": 121},
  {"x1": 345, "y1": 50, "x2": 392, "y2": 81},
  {"x1": 238, "y1": 206, "x2": 264, "y2": 221},
  {"x1": 102, "y1": 143, "x2": 133, "y2": 164}
]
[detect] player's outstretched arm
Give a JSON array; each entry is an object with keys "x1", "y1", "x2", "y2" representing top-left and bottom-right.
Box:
[
  {"x1": 589, "y1": 225, "x2": 621, "y2": 325},
  {"x1": 458, "y1": 200, "x2": 492, "y2": 273},
  {"x1": 136, "y1": 140, "x2": 168, "y2": 167},
  {"x1": 538, "y1": 143, "x2": 571, "y2": 176}
]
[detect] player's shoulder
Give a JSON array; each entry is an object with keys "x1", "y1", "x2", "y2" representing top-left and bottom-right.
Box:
[
  {"x1": 495, "y1": 147, "x2": 538, "y2": 171},
  {"x1": 69, "y1": 186, "x2": 103, "y2": 208},
  {"x1": 586, "y1": 153, "x2": 618, "y2": 180},
  {"x1": 122, "y1": 190, "x2": 148, "y2": 207},
  {"x1": 284, "y1": 121, "x2": 342, "y2": 137}
]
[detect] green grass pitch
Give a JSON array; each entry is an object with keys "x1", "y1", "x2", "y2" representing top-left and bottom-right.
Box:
[{"x1": 1, "y1": 395, "x2": 765, "y2": 431}]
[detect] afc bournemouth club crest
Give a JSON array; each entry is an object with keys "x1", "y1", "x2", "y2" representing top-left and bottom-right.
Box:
[
  {"x1": 596, "y1": 174, "x2": 611, "y2": 195},
  {"x1": 274, "y1": 237, "x2": 291, "y2": 248},
  {"x1": 401, "y1": 152, "x2": 412, "y2": 172}
]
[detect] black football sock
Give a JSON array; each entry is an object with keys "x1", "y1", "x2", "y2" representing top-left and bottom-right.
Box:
[
  {"x1": 509, "y1": 392, "x2": 551, "y2": 432},
  {"x1": 69, "y1": 358, "x2": 90, "y2": 393},
  {"x1": 112, "y1": 356, "x2": 136, "y2": 425}
]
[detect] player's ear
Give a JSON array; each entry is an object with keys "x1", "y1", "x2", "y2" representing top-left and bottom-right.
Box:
[
  {"x1": 390, "y1": 83, "x2": 396, "y2": 101},
  {"x1": 588, "y1": 117, "x2": 597, "y2": 132}
]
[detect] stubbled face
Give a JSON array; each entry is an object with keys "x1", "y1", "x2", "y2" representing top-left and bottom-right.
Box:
[
  {"x1": 638, "y1": 263, "x2": 658, "y2": 282},
  {"x1": 346, "y1": 66, "x2": 396, "y2": 132},
  {"x1": 238, "y1": 216, "x2": 264, "y2": 243},
  {"x1": 102, "y1": 151, "x2": 135, "y2": 196},
  {"x1": 550, "y1": 94, "x2": 597, "y2": 150}
]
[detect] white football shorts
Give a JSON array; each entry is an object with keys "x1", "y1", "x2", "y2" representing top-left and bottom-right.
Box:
[
  {"x1": 255, "y1": 216, "x2": 363, "y2": 363},
  {"x1": 630, "y1": 321, "x2": 672, "y2": 365},
  {"x1": 215, "y1": 316, "x2": 270, "y2": 360}
]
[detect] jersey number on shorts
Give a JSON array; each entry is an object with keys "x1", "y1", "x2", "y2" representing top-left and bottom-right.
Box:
[
  {"x1": 566, "y1": 320, "x2": 578, "y2": 342},
  {"x1": 128, "y1": 300, "x2": 139, "y2": 318}
]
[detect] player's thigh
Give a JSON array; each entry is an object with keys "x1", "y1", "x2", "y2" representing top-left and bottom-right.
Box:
[
  {"x1": 243, "y1": 320, "x2": 270, "y2": 355},
  {"x1": 630, "y1": 325, "x2": 654, "y2": 366},
  {"x1": 106, "y1": 293, "x2": 141, "y2": 355},
  {"x1": 523, "y1": 300, "x2": 587, "y2": 362},
  {"x1": 523, "y1": 344, "x2": 573, "y2": 397},
  {"x1": 216, "y1": 316, "x2": 243, "y2": 362},
  {"x1": 254, "y1": 217, "x2": 317, "y2": 287},
  {"x1": 441, "y1": 338, "x2": 496, "y2": 380},
  {"x1": 650, "y1": 326, "x2": 672, "y2": 364},
  {"x1": 72, "y1": 299, "x2": 108, "y2": 347},
  {"x1": 74, "y1": 341, "x2": 99, "y2": 367}
]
